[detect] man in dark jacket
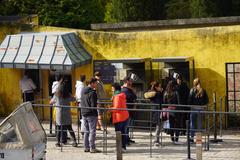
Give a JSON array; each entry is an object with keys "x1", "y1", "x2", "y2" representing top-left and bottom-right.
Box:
[
  {"x1": 81, "y1": 77, "x2": 101, "y2": 153},
  {"x1": 121, "y1": 76, "x2": 137, "y2": 144}
]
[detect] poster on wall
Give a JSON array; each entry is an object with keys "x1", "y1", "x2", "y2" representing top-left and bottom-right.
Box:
[{"x1": 94, "y1": 61, "x2": 116, "y2": 84}]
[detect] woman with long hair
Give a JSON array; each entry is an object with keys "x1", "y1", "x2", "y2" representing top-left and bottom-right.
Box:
[
  {"x1": 147, "y1": 81, "x2": 164, "y2": 146},
  {"x1": 163, "y1": 80, "x2": 180, "y2": 143},
  {"x1": 50, "y1": 79, "x2": 77, "y2": 147},
  {"x1": 188, "y1": 78, "x2": 209, "y2": 142}
]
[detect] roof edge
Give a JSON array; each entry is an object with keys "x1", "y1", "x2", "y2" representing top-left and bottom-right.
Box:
[{"x1": 91, "y1": 16, "x2": 240, "y2": 31}]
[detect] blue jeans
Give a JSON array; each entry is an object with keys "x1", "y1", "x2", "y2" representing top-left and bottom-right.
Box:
[
  {"x1": 126, "y1": 117, "x2": 134, "y2": 142},
  {"x1": 190, "y1": 109, "x2": 203, "y2": 139},
  {"x1": 82, "y1": 116, "x2": 98, "y2": 149},
  {"x1": 115, "y1": 119, "x2": 128, "y2": 149}
]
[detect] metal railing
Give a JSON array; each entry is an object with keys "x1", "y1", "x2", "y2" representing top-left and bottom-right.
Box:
[{"x1": 30, "y1": 95, "x2": 240, "y2": 159}]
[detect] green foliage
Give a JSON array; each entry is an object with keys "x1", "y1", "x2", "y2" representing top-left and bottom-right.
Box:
[
  {"x1": 189, "y1": 0, "x2": 208, "y2": 18},
  {"x1": 0, "y1": 0, "x2": 240, "y2": 28},
  {"x1": 165, "y1": 0, "x2": 191, "y2": 19},
  {"x1": 0, "y1": 0, "x2": 104, "y2": 29},
  {"x1": 105, "y1": 0, "x2": 166, "y2": 23},
  {"x1": 38, "y1": 0, "x2": 104, "y2": 29}
]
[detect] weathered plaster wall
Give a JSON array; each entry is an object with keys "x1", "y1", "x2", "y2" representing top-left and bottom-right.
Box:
[
  {"x1": 1, "y1": 24, "x2": 240, "y2": 116},
  {"x1": 77, "y1": 25, "x2": 240, "y2": 106},
  {"x1": 0, "y1": 25, "x2": 22, "y2": 115}
]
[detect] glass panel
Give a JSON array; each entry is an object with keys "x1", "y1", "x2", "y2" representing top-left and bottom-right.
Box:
[
  {"x1": 228, "y1": 101, "x2": 235, "y2": 112},
  {"x1": 0, "y1": 122, "x2": 19, "y2": 143},
  {"x1": 227, "y1": 64, "x2": 234, "y2": 72},
  {"x1": 228, "y1": 92, "x2": 235, "y2": 100},
  {"x1": 236, "y1": 92, "x2": 240, "y2": 101},
  {"x1": 236, "y1": 101, "x2": 240, "y2": 112},
  {"x1": 228, "y1": 73, "x2": 234, "y2": 91},
  {"x1": 235, "y1": 64, "x2": 240, "y2": 72},
  {"x1": 235, "y1": 73, "x2": 240, "y2": 91}
]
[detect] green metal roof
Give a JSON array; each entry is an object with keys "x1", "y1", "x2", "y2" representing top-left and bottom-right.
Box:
[{"x1": 0, "y1": 32, "x2": 92, "y2": 70}]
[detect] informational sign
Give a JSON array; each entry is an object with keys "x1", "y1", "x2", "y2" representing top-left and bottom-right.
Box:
[{"x1": 94, "y1": 61, "x2": 116, "y2": 84}]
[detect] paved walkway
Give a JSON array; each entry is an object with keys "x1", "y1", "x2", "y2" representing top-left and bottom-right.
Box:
[{"x1": 44, "y1": 123, "x2": 240, "y2": 160}]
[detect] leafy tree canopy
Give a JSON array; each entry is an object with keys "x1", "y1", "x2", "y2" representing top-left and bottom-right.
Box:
[{"x1": 0, "y1": 0, "x2": 239, "y2": 29}]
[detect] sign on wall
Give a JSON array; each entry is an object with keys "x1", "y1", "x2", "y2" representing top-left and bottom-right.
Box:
[{"x1": 94, "y1": 61, "x2": 116, "y2": 84}]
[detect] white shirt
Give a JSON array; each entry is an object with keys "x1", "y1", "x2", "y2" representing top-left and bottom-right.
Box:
[
  {"x1": 52, "y1": 81, "x2": 60, "y2": 94},
  {"x1": 75, "y1": 81, "x2": 85, "y2": 102},
  {"x1": 19, "y1": 76, "x2": 37, "y2": 93}
]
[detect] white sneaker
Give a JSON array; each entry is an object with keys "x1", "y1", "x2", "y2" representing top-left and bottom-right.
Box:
[{"x1": 122, "y1": 148, "x2": 127, "y2": 153}]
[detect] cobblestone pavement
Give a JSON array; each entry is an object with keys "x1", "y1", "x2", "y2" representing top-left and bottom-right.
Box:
[{"x1": 44, "y1": 123, "x2": 240, "y2": 160}]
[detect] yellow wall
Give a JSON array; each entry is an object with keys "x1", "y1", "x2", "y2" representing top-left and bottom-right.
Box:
[
  {"x1": 1, "y1": 24, "x2": 240, "y2": 116},
  {"x1": 0, "y1": 69, "x2": 22, "y2": 115},
  {"x1": 0, "y1": 25, "x2": 22, "y2": 115},
  {"x1": 77, "y1": 25, "x2": 240, "y2": 107}
]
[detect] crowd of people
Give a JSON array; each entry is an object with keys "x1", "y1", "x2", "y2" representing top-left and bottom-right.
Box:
[
  {"x1": 48, "y1": 72, "x2": 137, "y2": 153},
  {"x1": 19, "y1": 70, "x2": 209, "y2": 153},
  {"x1": 145, "y1": 74, "x2": 209, "y2": 146}
]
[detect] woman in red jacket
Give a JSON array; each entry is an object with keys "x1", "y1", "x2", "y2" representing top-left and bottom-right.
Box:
[{"x1": 111, "y1": 83, "x2": 129, "y2": 152}]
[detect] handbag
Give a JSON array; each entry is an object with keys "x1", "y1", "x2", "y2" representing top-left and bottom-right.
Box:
[
  {"x1": 160, "y1": 107, "x2": 169, "y2": 121},
  {"x1": 144, "y1": 91, "x2": 156, "y2": 99},
  {"x1": 163, "y1": 120, "x2": 170, "y2": 129}
]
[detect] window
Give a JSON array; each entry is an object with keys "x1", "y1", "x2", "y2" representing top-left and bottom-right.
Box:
[
  {"x1": 226, "y1": 63, "x2": 240, "y2": 112},
  {"x1": 27, "y1": 69, "x2": 40, "y2": 92}
]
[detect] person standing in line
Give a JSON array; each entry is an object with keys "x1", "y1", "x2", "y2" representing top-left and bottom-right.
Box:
[
  {"x1": 50, "y1": 80, "x2": 77, "y2": 147},
  {"x1": 163, "y1": 81, "x2": 180, "y2": 143},
  {"x1": 50, "y1": 74, "x2": 64, "y2": 136},
  {"x1": 94, "y1": 71, "x2": 106, "y2": 130},
  {"x1": 19, "y1": 70, "x2": 37, "y2": 102},
  {"x1": 81, "y1": 77, "x2": 101, "y2": 153},
  {"x1": 75, "y1": 75, "x2": 86, "y2": 104},
  {"x1": 111, "y1": 83, "x2": 129, "y2": 152},
  {"x1": 52, "y1": 75, "x2": 64, "y2": 95},
  {"x1": 147, "y1": 82, "x2": 164, "y2": 146},
  {"x1": 75, "y1": 75, "x2": 86, "y2": 137},
  {"x1": 121, "y1": 76, "x2": 137, "y2": 145},
  {"x1": 175, "y1": 75, "x2": 190, "y2": 135},
  {"x1": 188, "y1": 78, "x2": 209, "y2": 143}
]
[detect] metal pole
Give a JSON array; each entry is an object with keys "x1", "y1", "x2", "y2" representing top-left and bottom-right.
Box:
[
  {"x1": 103, "y1": 108, "x2": 107, "y2": 154},
  {"x1": 159, "y1": 104, "x2": 163, "y2": 146},
  {"x1": 210, "y1": 93, "x2": 223, "y2": 143},
  {"x1": 105, "y1": 108, "x2": 108, "y2": 154},
  {"x1": 207, "y1": 105, "x2": 210, "y2": 150},
  {"x1": 219, "y1": 97, "x2": 223, "y2": 137},
  {"x1": 49, "y1": 105, "x2": 53, "y2": 134},
  {"x1": 102, "y1": 108, "x2": 105, "y2": 154},
  {"x1": 77, "y1": 106, "x2": 80, "y2": 144},
  {"x1": 60, "y1": 105, "x2": 63, "y2": 152},
  {"x1": 186, "y1": 120, "x2": 191, "y2": 159},
  {"x1": 213, "y1": 93, "x2": 217, "y2": 142},
  {"x1": 116, "y1": 131, "x2": 122, "y2": 160},
  {"x1": 149, "y1": 108, "x2": 152, "y2": 158},
  {"x1": 160, "y1": 117, "x2": 163, "y2": 146},
  {"x1": 204, "y1": 105, "x2": 207, "y2": 151}
]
